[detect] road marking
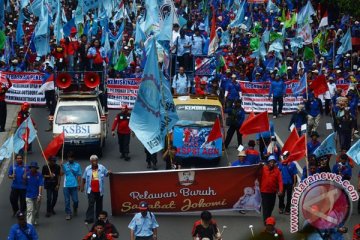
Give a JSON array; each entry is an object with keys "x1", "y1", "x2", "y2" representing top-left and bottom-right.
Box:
[{"x1": 275, "y1": 132, "x2": 303, "y2": 183}]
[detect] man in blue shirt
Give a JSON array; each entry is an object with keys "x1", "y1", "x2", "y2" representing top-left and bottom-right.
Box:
[
  {"x1": 81, "y1": 155, "x2": 110, "y2": 224},
  {"x1": 278, "y1": 152, "x2": 298, "y2": 215},
  {"x1": 128, "y1": 201, "x2": 159, "y2": 240},
  {"x1": 25, "y1": 162, "x2": 44, "y2": 226},
  {"x1": 332, "y1": 154, "x2": 352, "y2": 181},
  {"x1": 224, "y1": 99, "x2": 245, "y2": 148},
  {"x1": 8, "y1": 154, "x2": 27, "y2": 216},
  {"x1": 7, "y1": 211, "x2": 38, "y2": 240},
  {"x1": 305, "y1": 93, "x2": 323, "y2": 134},
  {"x1": 231, "y1": 151, "x2": 251, "y2": 166},
  {"x1": 269, "y1": 74, "x2": 286, "y2": 119},
  {"x1": 225, "y1": 74, "x2": 241, "y2": 112},
  {"x1": 256, "y1": 121, "x2": 275, "y2": 161},
  {"x1": 61, "y1": 151, "x2": 82, "y2": 220},
  {"x1": 307, "y1": 131, "x2": 321, "y2": 155}
]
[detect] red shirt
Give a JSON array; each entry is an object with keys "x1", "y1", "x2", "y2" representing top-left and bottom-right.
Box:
[
  {"x1": 66, "y1": 37, "x2": 79, "y2": 55},
  {"x1": 259, "y1": 165, "x2": 283, "y2": 194},
  {"x1": 90, "y1": 169, "x2": 100, "y2": 193},
  {"x1": 111, "y1": 112, "x2": 131, "y2": 134}
]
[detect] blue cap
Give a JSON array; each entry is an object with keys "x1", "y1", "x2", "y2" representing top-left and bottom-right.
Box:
[
  {"x1": 29, "y1": 161, "x2": 39, "y2": 169},
  {"x1": 268, "y1": 155, "x2": 276, "y2": 162}
]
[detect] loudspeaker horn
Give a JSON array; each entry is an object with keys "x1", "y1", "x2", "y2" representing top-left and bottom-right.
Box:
[
  {"x1": 56, "y1": 73, "x2": 72, "y2": 89},
  {"x1": 84, "y1": 72, "x2": 100, "y2": 88}
]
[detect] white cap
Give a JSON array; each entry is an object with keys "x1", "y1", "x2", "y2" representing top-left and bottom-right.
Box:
[
  {"x1": 336, "y1": 70, "x2": 342, "y2": 73},
  {"x1": 312, "y1": 70, "x2": 319, "y2": 74},
  {"x1": 287, "y1": 66, "x2": 292, "y2": 70}
]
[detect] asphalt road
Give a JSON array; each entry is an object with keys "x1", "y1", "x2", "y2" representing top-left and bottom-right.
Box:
[{"x1": 0, "y1": 107, "x2": 359, "y2": 240}]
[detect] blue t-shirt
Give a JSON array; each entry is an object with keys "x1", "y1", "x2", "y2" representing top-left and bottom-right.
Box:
[
  {"x1": 7, "y1": 223, "x2": 39, "y2": 240},
  {"x1": 25, "y1": 172, "x2": 44, "y2": 199},
  {"x1": 128, "y1": 212, "x2": 159, "y2": 237},
  {"x1": 226, "y1": 81, "x2": 241, "y2": 100},
  {"x1": 8, "y1": 164, "x2": 27, "y2": 189},
  {"x1": 231, "y1": 159, "x2": 251, "y2": 166},
  {"x1": 278, "y1": 162, "x2": 298, "y2": 184},
  {"x1": 62, "y1": 162, "x2": 82, "y2": 188}
]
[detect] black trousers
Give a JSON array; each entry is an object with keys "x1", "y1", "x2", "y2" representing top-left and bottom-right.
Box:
[
  {"x1": 117, "y1": 133, "x2": 130, "y2": 154},
  {"x1": 278, "y1": 184, "x2": 293, "y2": 212},
  {"x1": 10, "y1": 188, "x2": 26, "y2": 213},
  {"x1": 261, "y1": 192, "x2": 277, "y2": 224},
  {"x1": 259, "y1": 137, "x2": 270, "y2": 161},
  {"x1": 272, "y1": 96, "x2": 283, "y2": 116},
  {"x1": 46, "y1": 187, "x2": 59, "y2": 213},
  {"x1": 145, "y1": 148, "x2": 157, "y2": 165},
  {"x1": 0, "y1": 101, "x2": 7, "y2": 130},
  {"x1": 325, "y1": 99, "x2": 331, "y2": 115},
  {"x1": 86, "y1": 191, "x2": 103, "y2": 222},
  {"x1": 339, "y1": 131, "x2": 352, "y2": 151},
  {"x1": 135, "y1": 236, "x2": 153, "y2": 240},
  {"x1": 224, "y1": 125, "x2": 242, "y2": 148},
  {"x1": 45, "y1": 90, "x2": 56, "y2": 115}
]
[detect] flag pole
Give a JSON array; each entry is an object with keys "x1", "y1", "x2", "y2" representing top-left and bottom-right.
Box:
[
  {"x1": 61, "y1": 138, "x2": 65, "y2": 165},
  {"x1": 12, "y1": 135, "x2": 15, "y2": 175},
  {"x1": 36, "y1": 135, "x2": 53, "y2": 175},
  {"x1": 24, "y1": 120, "x2": 29, "y2": 168},
  {"x1": 304, "y1": 131, "x2": 309, "y2": 178}
]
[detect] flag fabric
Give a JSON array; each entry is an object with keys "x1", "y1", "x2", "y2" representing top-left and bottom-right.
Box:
[
  {"x1": 318, "y1": 11, "x2": 328, "y2": 28},
  {"x1": 285, "y1": 13, "x2": 297, "y2": 28},
  {"x1": 206, "y1": 117, "x2": 222, "y2": 143},
  {"x1": 0, "y1": 31, "x2": 5, "y2": 50},
  {"x1": 208, "y1": 8, "x2": 219, "y2": 56},
  {"x1": 37, "y1": 74, "x2": 54, "y2": 94},
  {"x1": 54, "y1": 0, "x2": 63, "y2": 44},
  {"x1": 0, "y1": 135, "x2": 14, "y2": 161},
  {"x1": 114, "y1": 52, "x2": 128, "y2": 71},
  {"x1": 30, "y1": 0, "x2": 43, "y2": 17},
  {"x1": 82, "y1": 0, "x2": 99, "y2": 13},
  {"x1": 303, "y1": 46, "x2": 315, "y2": 60},
  {"x1": 240, "y1": 111, "x2": 270, "y2": 135},
  {"x1": 346, "y1": 139, "x2": 360, "y2": 165},
  {"x1": 13, "y1": 117, "x2": 37, "y2": 153},
  {"x1": 285, "y1": 135, "x2": 306, "y2": 162},
  {"x1": 313, "y1": 132, "x2": 337, "y2": 157},
  {"x1": 278, "y1": 62, "x2": 287, "y2": 76},
  {"x1": 290, "y1": 37, "x2": 304, "y2": 52},
  {"x1": 250, "y1": 37, "x2": 260, "y2": 51},
  {"x1": 143, "y1": 0, "x2": 160, "y2": 34},
  {"x1": 270, "y1": 31, "x2": 283, "y2": 42},
  {"x1": 241, "y1": 111, "x2": 255, "y2": 139},
  {"x1": 297, "y1": 24, "x2": 313, "y2": 45},
  {"x1": 337, "y1": 28, "x2": 352, "y2": 55},
  {"x1": 309, "y1": 75, "x2": 328, "y2": 97},
  {"x1": 220, "y1": 30, "x2": 231, "y2": 47},
  {"x1": 15, "y1": 12, "x2": 25, "y2": 45},
  {"x1": 129, "y1": 37, "x2": 163, "y2": 154},
  {"x1": 266, "y1": 0, "x2": 280, "y2": 14},
  {"x1": 229, "y1": 0, "x2": 246, "y2": 28},
  {"x1": 63, "y1": 18, "x2": 76, "y2": 37},
  {"x1": 263, "y1": 29, "x2": 270, "y2": 43},
  {"x1": 34, "y1": 6, "x2": 50, "y2": 56},
  {"x1": 292, "y1": 73, "x2": 307, "y2": 96},
  {"x1": 268, "y1": 39, "x2": 284, "y2": 53},
  {"x1": 297, "y1": 0, "x2": 315, "y2": 26},
  {"x1": 44, "y1": 132, "x2": 65, "y2": 160},
  {"x1": 282, "y1": 128, "x2": 299, "y2": 154}
]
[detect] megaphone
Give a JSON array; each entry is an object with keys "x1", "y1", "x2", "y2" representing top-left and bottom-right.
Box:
[
  {"x1": 84, "y1": 72, "x2": 100, "y2": 88},
  {"x1": 56, "y1": 73, "x2": 72, "y2": 89}
]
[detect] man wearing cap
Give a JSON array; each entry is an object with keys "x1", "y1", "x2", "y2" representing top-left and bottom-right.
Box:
[
  {"x1": 128, "y1": 201, "x2": 159, "y2": 240},
  {"x1": 81, "y1": 155, "x2": 110, "y2": 224},
  {"x1": 42, "y1": 156, "x2": 61, "y2": 217},
  {"x1": 0, "y1": 77, "x2": 12, "y2": 132},
  {"x1": 8, "y1": 154, "x2": 27, "y2": 216},
  {"x1": 112, "y1": 105, "x2": 132, "y2": 161},
  {"x1": 7, "y1": 211, "x2": 39, "y2": 240},
  {"x1": 307, "y1": 131, "x2": 321, "y2": 155},
  {"x1": 259, "y1": 155, "x2": 283, "y2": 223},
  {"x1": 60, "y1": 151, "x2": 82, "y2": 220},
  {"x1": 24, "y1": 162, "x2": 44, "y2": 225},
  {"x1": 269, "y1": 74, "x2": 286, "y2": 119},
  {"x1": 231, "y1": 151, "x2": 251, "y2": 166},
  {"x1": 256, "y1": 216, "x2": 284, "y2": 240}
]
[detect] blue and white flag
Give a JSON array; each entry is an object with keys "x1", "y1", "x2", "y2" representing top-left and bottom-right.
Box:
[
  {"x1": 229, "y1": 0, "x2": 246, "y2": 28},
  {"x1": 297, "y1": 0, "x2": 315, "y2": 26},
  {"x1": 337, "y1": 28, "x2": 352, "y2": 55},
  {"x1": 313, "y1": 132, "x2": 337, "y2": 157},
  {"x1": 20, "y1": 0, "x2": 30, "y2": 9},
  {"x1": 292, "y1": 73, "x2": 307, "y2": 97},
  {"x1": 129, "y1": 37, "x2": 163, "y2": 154},
  {"x1": 102, "y1": 0, "x2": 113, "y2": 17},
  {"x1": 266, "y1": 0, "x2": 279, "y2": 14},
  {"x1": 54, "y1": 0, "x2": 62, "y2": 44},
  {"x1": 144, "y1": 0, "x2": 160, "y2": 34},
  {"x1": 268, "y1": 39, "x2": 284, "y2": 53},
  {"x1": 0, "y1": 135, "x2": 14, "y2": 161},
  {"x1": 134, "y1": 19, "x2": 147, "y2": 46},
  {"x1": 82, "y1": 0, "x2": 99, "y2": 14},
  {"x1": 15, "y1": 12, "x2": 25, "y2": 44},
  {"x1": 13, "y1": 117, "x2": 37, "y2": 154},
  {"x1": 290, "y1": 37, "x2": 304, "y2": 52},
  {"x1": 30, "y1": 0, "x2": 43, "y2": 17},
  {"x1": 346, "y1": 139, "x2": 360, "y2": 165},
  {"x1": 220, "y1": 30, "x2": 231, "y2": 47},
  {"x1": 34, "y1": 6, "x2": 50, "y2": 56},
  {"x1": 263, "y1": 29, "x2": 270, "y2": 44}
]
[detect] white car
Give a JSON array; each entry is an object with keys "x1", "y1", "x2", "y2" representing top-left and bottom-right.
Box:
[{"x1": 53, "y1": 97, "x2": 107, "y2": 156}]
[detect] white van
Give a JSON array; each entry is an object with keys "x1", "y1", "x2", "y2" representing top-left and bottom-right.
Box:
[{"x1": 53, "y1": 97, "x2": 107, "y2": 156}]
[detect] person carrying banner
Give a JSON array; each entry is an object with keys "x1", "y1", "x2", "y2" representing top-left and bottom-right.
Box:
[
  {"x1": 7, "y1": 211, "x2": 39, "y2": 240},
  {"x1": 224, "y1": 99, "x2": 245, "y2": 149},
  {"x1": 112, "y1": 105, "x2": 132, "y2": 161},
  {"x1": 268, "y1": 74, "x2": 286, "y2": 119},
  {"x1": 192, "y1": 210, "x2": 222, "y2": 240},
  {"x1": 81, "y1": 155, "x2": 111, "y2": 224},
  {"x1": 42, "y1": 156, "x2": 61, "y2": 217},
  {"x1": 60, "y1": 151, "x2": 82, "y2": 220},
  {"x1": 8, "y1": 154, "x2": 27, "y2": 216},
  {"x1": 259, "y1": 155, "x2": 283, "y2": 224},
  {"x1": 24, "y1": 162, "x2": 44, "y2": 226},
  {"x1": 0, "y1": 77, "x2": 12, "y2": 132},
  {"x1": 128, "y1": 201, "x2": 159, "y2": 240}
]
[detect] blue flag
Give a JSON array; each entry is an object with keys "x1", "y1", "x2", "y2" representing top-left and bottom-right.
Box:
[
  {"x1": 15, "y1": 12, "x2": 25, "y2": 44},
  {"x1": 34, "y1": 6, "x2": 50, "y2": 56},
  {"x1": 346, "y1": 139, "x2": 360, "y2": 165},
  {"x1": 82, "y1": 0, "x2": 99, "y2": 13},
  {"x1": 229, "y1": 0, "x2": 246, "y2": 28},
  {"x1": 0, "y1": 135, "x2": 13, "y2": 161},
  {"x1": 313, "y1": 132, "x2": 337, "y2": 157},
  {"x1": 266, "y1": 0, "x2": 279, "y2": 14},
  {"x1": 297, "y1": 0, "x2": 315, "y2": 26},
  {"x1": 157, "y1": 9, "x2": 173, "y2": 48},
  {"x1": 265, "y1": 57, "x2": 276, "y2": 71},
  {"x1": 337, "y1": 28, "x2": 352, "y2": 55},
  {"x1": 220, "y1": 30, "x2": 231, "y2": 47},
  {"x1": 0, "y1": 0, "x2": 4, "y2": 30},
  {"x1": 63, "y1": 18, "x2": 76, "y2": 37},
  {"x1": 13, "y1": 117, "x2": 37, "y2": 154},
  {"x1": 54, "y1": 0, "x2": 62, "y2": 44},
  {"x1": 292, "y1": 73, "x2": 307, "y2": 96},
  {"x1": 129, "y1": 37, "x2": 163, "y2": 154},
  {"x1": 135, "y1": 19, "x2": 146, "y2": 46},
  {"x1": 29, "y1": 0, "x2": 43, "y2": 17}
]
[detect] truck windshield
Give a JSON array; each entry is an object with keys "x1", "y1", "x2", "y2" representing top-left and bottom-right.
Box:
[
  {"x1": 55, "y1": 105, "x2": 99, "y2": 124},
  {"x1": 176, "y1": 105, "x2": 222, "y2": 123}
]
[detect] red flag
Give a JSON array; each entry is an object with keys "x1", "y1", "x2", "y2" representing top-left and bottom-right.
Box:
[
  {"x1": 285, "y1": 135, "x2": 306, "y2": 163},
  {"x1": 310, "y1": 75, "x2": 328, "y2": 97},
  {"x1": 206, "y1": 118, "x2": 222, "y2": 143},
  {"x1": 44, "y1": 132, "x2": 65, "y2": 160},
  {"x1": 239, "y1": 111, "x2": 270, "y2": 135},
  {"x1": 240, "y1": 112, "x2": 255, "y2": 138},
  {"x1": 282, "y1": 128, "x2": 299, "y2": 153}
]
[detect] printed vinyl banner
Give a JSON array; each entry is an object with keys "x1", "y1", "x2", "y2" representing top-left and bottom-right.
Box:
[
  {"x1": 106, "y1": 78, "x2": 141, "y2": 109},
  {"x1": 1, "y1": 71, "x2": 46, "y2": 105},
  {"x1": 110, "y1": 165, "x2": 262, "y2": 215}
]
